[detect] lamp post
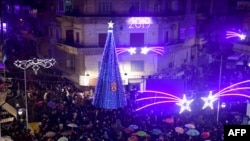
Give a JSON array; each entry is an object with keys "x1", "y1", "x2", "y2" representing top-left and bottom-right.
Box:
[
  {"x1": 14, "y1": 58, "x2": 56, "y2": 128},
  {"x1": 216, "y1": 55, "x2": 223, "y2": 122}
]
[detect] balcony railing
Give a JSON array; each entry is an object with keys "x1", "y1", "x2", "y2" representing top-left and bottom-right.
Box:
[{"x1": 58, "y1": 39, "x2": 85, "y2": 48}]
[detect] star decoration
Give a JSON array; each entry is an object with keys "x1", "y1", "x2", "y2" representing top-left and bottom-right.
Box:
[
  {"x1": 141, "y1": 47, "x2": 150, "y2": 54},
  {"x1": 201, "y1": 91, "x2": 218, "y2": 110},
  {"x1": 108, "y1": 21, "x2": 114, "y2": 29},
  {"x1": 176, "y1": 94, "x2": 194, "y2": 114},
  {"x1": 128, "y1": 47, "x2": 136, "y2": 55},
  {"x1": 239, "y1": 34, "x2": 246, "y2": 40}
]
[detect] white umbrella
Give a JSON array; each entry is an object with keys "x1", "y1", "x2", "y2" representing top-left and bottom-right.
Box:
[
  {"x1": 58, "y1": 136, "x2": 68, "y2": 141},
  {"x1": 45, "y1": 131, "x2": 56, "y2": 137},
  {"x1": 67, "y1": 123, "x2": 78, "y2": 128},
  {"x1": 0, "y1": 136, "x2": 13, "y2": 141},
  {"x1": 185, "y1": 123, "x2": 195, "y2": 129}
]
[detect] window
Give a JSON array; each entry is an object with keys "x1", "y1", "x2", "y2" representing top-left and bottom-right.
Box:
[
  {"x1": 179, "y1": 28, "x2": 186, "y2": 40},
  {"x1": 66, "y1": 54, "x2": 75, "y2": 70},
  {"x1": 56, "y1": 28, "x2": 60, "y2": 39},
  {"x1": 191, "y1": 0, "x2": 196, "y2": 12},
  {"x1": 49, "y1": 28, "x2": 53, "y2": 38},
  {"x1": 66, "y1": 30, "x2": 74, "y2": 42},
  {"x1": 130, "y1": 1, "x2": 139, "y2": 13},
  {"x1": 98, "y1": 1, "x2": 112, "y2": 14},
  {"x1": 98, "y1": 33, "x2": 107, "y2": 47},
  {"x1": 130, "y1": 33, "x2": 144, "y2": 47},
  {"x1": 189, "y1": 26, "x2": 195, "y2": 38},
  {"x1": 98, "y1": 61, "x2": 102, "y2": 71},
  {"x1": 65, "y1": 0, "x2": 72, "y2": 13},
  {"x1": 165, "y1": 32, "x2": 169, "y2": 43},
  {"x1": 57, "y1": 0, "x2": 64, "y2": 12},
  {"x1": 75, "y1": 32, "x2": 80, "y2": 43},
  {"x1": 131, "y1": 60, "x2": 144, "y2": 72}
]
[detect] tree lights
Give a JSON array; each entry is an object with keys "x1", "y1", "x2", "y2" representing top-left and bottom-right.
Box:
[{"x1": 92, "y1": 21, "x2": 127, "y2": 109}]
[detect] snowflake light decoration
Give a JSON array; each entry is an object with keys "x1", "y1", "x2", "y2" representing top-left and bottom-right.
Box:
[{"x1": 14, "y1": 58, "x2": 56, "y2": 75}]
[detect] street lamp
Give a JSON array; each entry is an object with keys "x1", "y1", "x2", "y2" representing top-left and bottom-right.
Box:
[{"x1": 14, "y1": 58, "x2": 56, "y2": 128}]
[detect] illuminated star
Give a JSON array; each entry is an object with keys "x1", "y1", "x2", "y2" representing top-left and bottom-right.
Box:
[
  {"x1": 108, "y1": 21, "x2": 114, "y2": 29},
  {"x1": 128, "y1": 47, "x2": 136, "y2": 55},
  {"x1": 141, "y1": 47, "x2": 150, "y2": 54},
  {"x1": 176, "y1": 94, "x2": 194, "y2": 114},
  {"x1": 201, "y1": 91, "x2": 218, "y2": 110},
  {"x1": 239, "y1": 34, "x2": 246, "y2": 40}
]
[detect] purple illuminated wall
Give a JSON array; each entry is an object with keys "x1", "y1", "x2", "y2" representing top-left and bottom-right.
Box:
[{"x1": 145, "y1": 79, "x2": 185, "y2": 97}]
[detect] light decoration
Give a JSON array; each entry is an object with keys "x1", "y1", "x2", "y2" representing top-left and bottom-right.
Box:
[
  {"x1": 128, "y1": 47, "x2": 137, "y2": 55},
  {"x1": 128, "y1": 17, "x2": 152, "y2": 29},
  {"x1": 135, "y1": 90, "x2": 194, "y2": 113},
  {"x1": 176, "y1": 94, "x2": 194, "y2": 113},
  {"x1": 226, "y1": 31, "x2": 246, "y2": 40},
  {"x1": 14, "y1": 58, "x2": 56, "y2": 129},
  {"x1": 0, "y1": 22, "x2": 7, "y2": 32},
  {"x1": 201, "y1": 80, "x2": 250, "y2": 109},
  {"x1": 14, "y1": 58, "x2": 56, "y2": 75},
  {"x1": 201, "y1": 91, "x2": 218, "y2": 109},
  {"x1": 116, "y1": 46, "x2": 164, "y2": 55},
  {"x1": 92, "y1": 21, "x2": 127, "y2": 109}
]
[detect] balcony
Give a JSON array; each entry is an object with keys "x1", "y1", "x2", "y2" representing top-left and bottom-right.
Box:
[
  {"x1": 233, "y1": 42, "x2": 250, "y2": 55},
  {"x1": 57, "y1": 40, "x2": 104, "y2": 55},
  {"x1": 58, "y1": 39, "x2": 85, "y2": 48}
]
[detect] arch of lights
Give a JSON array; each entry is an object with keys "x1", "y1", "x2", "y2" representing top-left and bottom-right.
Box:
[
  {"x1": 136, "y1": 80, "x2": 250, "y2": 113},
  {"x1": 116, "y1": 47, "x2": 164, "y2": 55}
]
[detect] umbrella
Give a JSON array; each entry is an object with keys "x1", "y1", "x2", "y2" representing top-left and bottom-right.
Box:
[
  {"x1": 185, "y1": 123, "x2": 195, "y2": 129},
  {"x1": 128, "y1": 136, "x2": 138, "y2": 141},
  {"x1": 124, "y1": 127, "x2": 134, "y2": 134},
  {"x1": 61, "y1": 131, "x2": 72, "y2": 136},
  {"x1": 201, "y1": 132, "x2": 210, "y2": 139},
  {"x1": 151, "y1": 129, "x2": 162, "y2": 135},
  {"x1": 45, "y1": 131, "x2": 56, "y2": 137},
  {"x1": 136, "y1": 131, "x2": 147, "y2": 137},
  {"x1": 67, "y1": 123, "x2": 78, "y2": 128},
  {"x1": 58, "y1": 137, "x2": 68, "y2": 141},
  {"x1": 164, "y1": 117, "x2": 174, "y2": 124},
  {"x1": 47, "y1": 101, "x2": 56, "y2": 109},
  {"x1": 129, "y1": 124, "x2": 138, "y2": 130},
  {"x1": 175, "y1": 127, "x2": 184, "y2": 134},
  {"x1": 36, "y1": 101, "x2": 44, "y2": 106},
  {"x1": 186, "y1": 129, "x2": 200, "y2": 136},
  {"x1": 0, "y1": 136, "x2": 13, "y2": 141}
]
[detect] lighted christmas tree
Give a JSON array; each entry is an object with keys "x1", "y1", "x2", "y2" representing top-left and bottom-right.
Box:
[{"x1": 92, "y1": 21, "x2": 127, "y2": 109}]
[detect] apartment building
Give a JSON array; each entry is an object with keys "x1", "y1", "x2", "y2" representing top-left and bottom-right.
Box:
[{"x1": 47, "y1": 0, "x2": 201, "y2": 87}]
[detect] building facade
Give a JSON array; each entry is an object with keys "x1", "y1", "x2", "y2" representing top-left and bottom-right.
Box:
[{"x1": 46, "y1": 0, "x2": 201, "y2": 87}]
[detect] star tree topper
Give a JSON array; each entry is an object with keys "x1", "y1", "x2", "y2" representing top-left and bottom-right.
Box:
[
  {"x1": 201, "y1": 91, "x2": 218, "y2": 110},
  {"x1": 176, "y1": 94, "x2": 194, "y2": 114},
  {"x1": 108, "y1": 21, "x2": 114, "y2": 29}
]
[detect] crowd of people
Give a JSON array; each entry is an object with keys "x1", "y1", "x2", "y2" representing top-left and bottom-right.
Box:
[{"x1": 0, "y1": 67, "x2": 248, "y2": 141}]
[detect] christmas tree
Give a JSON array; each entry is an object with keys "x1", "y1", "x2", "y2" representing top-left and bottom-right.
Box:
[{"x1": 92, "y1": 21, "x2": 127, "y2": 109}]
